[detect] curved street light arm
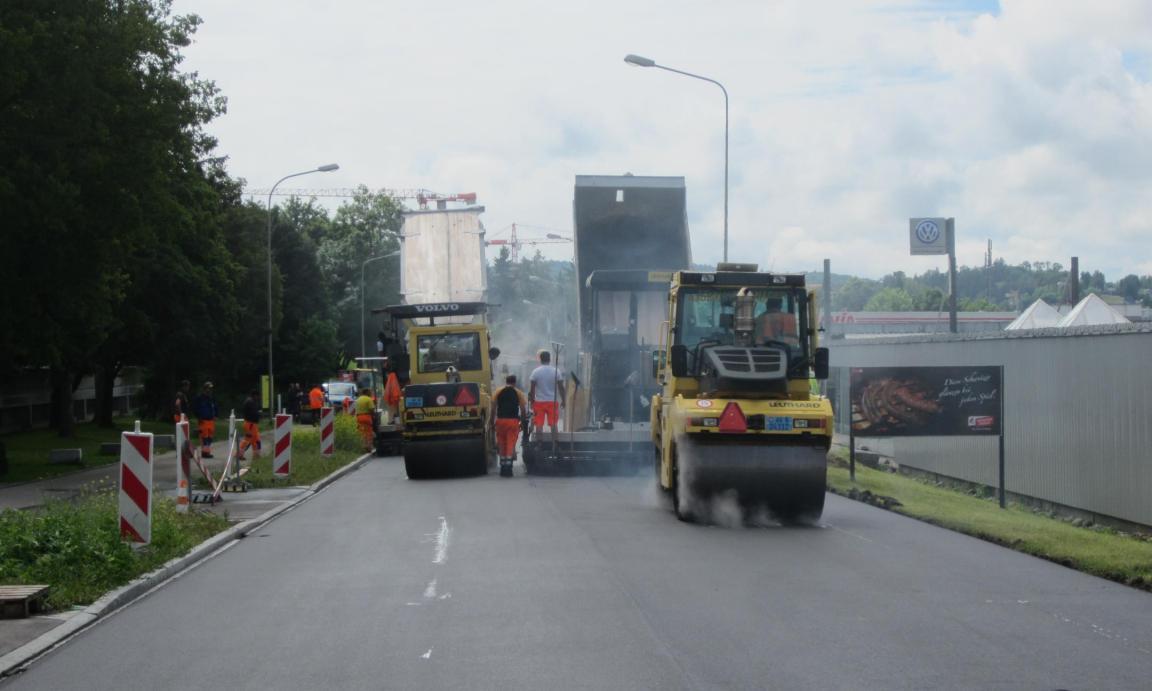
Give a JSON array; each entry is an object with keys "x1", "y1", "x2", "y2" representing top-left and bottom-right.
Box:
[
  {"x1": 636, "y1": 62, "x2": 730, "y2": 262},
  {"x1": 267, "y1": 165, "x2": 338, "y2": 409}
]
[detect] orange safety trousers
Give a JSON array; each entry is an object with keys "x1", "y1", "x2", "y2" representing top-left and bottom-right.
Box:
[
  {"x1": 495, "y1": 418, "x2": 520, "y2": 458},
  {"x1": 356, "y1": 413, "x2": 374, "y2": 449},
  {"x1": 198, "y1": 420, "x2": 216, "y2": 450},
  {"x1": 239, "y1": 421, "x2": 260, "y2": 459}
]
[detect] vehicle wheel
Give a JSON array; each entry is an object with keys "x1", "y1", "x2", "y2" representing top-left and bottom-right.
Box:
[
  {"x1": 670, "y1": 444, "x2": 694, "y2": 522},
  {"x1": 404, "y1": 453, "x2": 428, "y2": 480}
]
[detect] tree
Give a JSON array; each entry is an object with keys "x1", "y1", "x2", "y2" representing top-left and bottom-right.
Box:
[
  {"x1": 1117, "y1": 274, "x2": 1142, "y2": 304},
  {"x1": 0, "y1": 0, "x2": 225, "y2": 435},
  {"x1": 316, "y1": 188, "x2": 404, "y2": 358},
  {"x1": 863, "y1": 288, "x2": 915, "y2": 312},
  {"x1": 833, "y1": 277, "x2": 880, "y2": 311}
]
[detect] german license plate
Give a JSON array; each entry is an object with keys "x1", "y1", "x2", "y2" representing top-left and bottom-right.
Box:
[
  {"x1": 405, "y1": 397, "x2": 423, "y2": 408},
  {"x1": 766, "y1": 416, "x2": 793, "y2": 431}
]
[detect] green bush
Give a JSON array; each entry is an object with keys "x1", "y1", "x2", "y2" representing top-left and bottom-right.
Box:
[{"x1": 0, "y1": 486, "x2": 229, "y2": 609}]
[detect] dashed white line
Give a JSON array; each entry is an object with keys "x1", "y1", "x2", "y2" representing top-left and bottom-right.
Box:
[{"x1": 434, "y1": 516, "x2": 450, "y2": 564}]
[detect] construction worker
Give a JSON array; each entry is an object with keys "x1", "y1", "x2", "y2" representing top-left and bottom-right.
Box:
[
  {"x1": 192, "y1": 382, "x2": 218, "y2": 458},
  {"x1": 308, "y1": 383, "x2": 325, "y2": 425},
  {"x1": 383, "y1": 361, "x2": 402, "y2": 424},
  {"x1": 755, "y1": 297, "x2": 799, "y2": 347},
  {"x1": 491, "y1": 374, "x2": 528, "y2": 477},
  {"x1": 173, "y1": 380, "x2": 191, "y2": 423},
  {"x1": 238, "y1": 389, "x2": 261, "y2": 461},
  {"x1": 354, "y1": 387, "x2": 376, "y2": 453},
  {"x1": 529, "y1": 350, "x2": 565, "y2": 446}
]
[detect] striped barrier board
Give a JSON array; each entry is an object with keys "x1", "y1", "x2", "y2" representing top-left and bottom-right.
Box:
[
  {"x1": 175, "y1": 418, "x2": 192, "y2": 512},
  {"x1": 119, "y1": 428, "x2": 153, "y2": 544},
  {"x1": 273, "y1": 413, "x2": 292, "y2": 477},
  {"x1": 320, "y1": 406, "x2": 334, "y2": 456}
]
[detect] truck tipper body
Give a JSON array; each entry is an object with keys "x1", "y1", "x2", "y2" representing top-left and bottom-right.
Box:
[
  {"x1": 372, "y1": 204, "x2": 500, "y2": 475},
  {"x1": 523, "y1": 175, "x2": 691, "y2": 473}
]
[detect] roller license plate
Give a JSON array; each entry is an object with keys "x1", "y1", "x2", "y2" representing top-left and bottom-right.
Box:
[
  {"x1": 405, "y1": 397, "x2": 423, "y2": 408},
  {"x1": 766, "y1": 416, "x2": 793, "y2": 431}
]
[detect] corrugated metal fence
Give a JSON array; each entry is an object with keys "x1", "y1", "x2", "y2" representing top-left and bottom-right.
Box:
[{"x1": 828, "y1": 324, "x2": 1152, "y2": 527}]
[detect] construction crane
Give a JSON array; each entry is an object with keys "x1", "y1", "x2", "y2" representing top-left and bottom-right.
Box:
[
  {"x1": 486, "y1": 223, "x2": 572, "y2": 262},
  {"x1": 243, "y1": 187, "x2": 478, "y2": 210}
]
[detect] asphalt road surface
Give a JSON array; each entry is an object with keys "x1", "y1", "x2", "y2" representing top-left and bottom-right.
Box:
[{"x1": 5, "y1": 458, "x2": 1151, "y2": 690}]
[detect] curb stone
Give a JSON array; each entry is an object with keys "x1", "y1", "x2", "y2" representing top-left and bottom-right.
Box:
[{"x1": 0, "y1": 452, "x2": 377, "y2": 678}]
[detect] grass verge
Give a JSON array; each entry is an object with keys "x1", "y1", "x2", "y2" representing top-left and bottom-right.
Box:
[
  {"x1": 826, "y1": 453, "x2": 1152, "y2": 591},
  {"x1": 1, "y1": 417, "x2": 173, "y2": 484},
  {"x1": 0, "y1": 490, "x2": 230, "y2": 610},
  {"x1": 199, "y1": 413, "x2": 367, "y2": 489}
]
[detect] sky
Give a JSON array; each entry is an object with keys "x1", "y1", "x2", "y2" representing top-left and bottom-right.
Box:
[{"x1": 173, "y1": 0, "x2": 1152, "y2": 280}]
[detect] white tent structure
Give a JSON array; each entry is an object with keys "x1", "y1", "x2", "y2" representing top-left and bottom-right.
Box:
[
  {"x1": 1004, "y1": 299, "x2": 1063, "y2": 331},
  {"x1": 1056, "y1": 293, "x2": 1131, "y2": 328}
]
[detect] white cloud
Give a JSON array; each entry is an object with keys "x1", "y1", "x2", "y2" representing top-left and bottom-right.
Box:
[{"x1": 176, "y1": 0, "x2": 1152, "y2": 279}]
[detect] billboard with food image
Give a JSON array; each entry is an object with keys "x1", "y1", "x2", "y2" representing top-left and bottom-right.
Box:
[{"x1": 850, "y1": 366, "x2": 1002, "y2": 437}]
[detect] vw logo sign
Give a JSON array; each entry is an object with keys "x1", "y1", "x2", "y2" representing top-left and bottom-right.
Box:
[{"x1": 915, "y1": 219, "x2": 940, "y2": 244}]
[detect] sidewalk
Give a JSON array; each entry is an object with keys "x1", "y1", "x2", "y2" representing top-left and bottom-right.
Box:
[{"x1": 0, "y1": 443, "x2": 339, "y2": 668}]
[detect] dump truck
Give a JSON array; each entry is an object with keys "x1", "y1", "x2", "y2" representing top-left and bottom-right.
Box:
[
  {"x1": 369, "y1": 202, "x2": 499, "y2": 477},
  {"x1": 522, "y1": 174, "x2": 691, "y2": 473},
  {"x1": 651, "y1": 264, "x2": 831, "y2": 523}
]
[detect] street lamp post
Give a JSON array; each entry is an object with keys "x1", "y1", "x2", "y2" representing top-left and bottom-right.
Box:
[
  {"x1": 267, "y1": 163, "x2": 338, "y2": 409},
  {"x1": 361, "y1": 250, "x2": 401, "y2": 358},
  {"x1": 624, "y1": 54, "x2": 729, "y2": 262}
]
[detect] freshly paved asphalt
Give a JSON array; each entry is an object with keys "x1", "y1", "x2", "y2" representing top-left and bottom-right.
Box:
[{"x1": 4, "y1": 457, "x2": 1151, "y2": 690}]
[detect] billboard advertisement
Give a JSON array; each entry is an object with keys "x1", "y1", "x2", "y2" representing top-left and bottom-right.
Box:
[{"x1": 850, "y1": 366, "x2": 1002, "y2": 437}]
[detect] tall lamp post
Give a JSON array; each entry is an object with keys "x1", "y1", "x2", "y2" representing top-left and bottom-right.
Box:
[
  {"x1": 361, "y1": 250, "x2": 401, "y2": 358},
  {"x1": 267, "y1": 163, "x2": 339, "y2": 409},
  {"x1": 624, "y1": 53, "x2": 729, "y2": 262}
]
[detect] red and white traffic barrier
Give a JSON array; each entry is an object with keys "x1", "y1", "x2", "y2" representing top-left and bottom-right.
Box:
[
  {"x1": 320, "y1": 406, "x2": 334, "y2": 456},
  {"x1": 119, "y1": 422, "x2": 153, "y2": 544},
  {"x1": 273, "y1": 413, "x2": 292, "y2": 477},
  {"x1": 175, "y1": 415, "x2": 191, "y2": 512}
]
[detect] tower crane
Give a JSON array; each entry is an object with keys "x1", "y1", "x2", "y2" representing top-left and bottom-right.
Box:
[
  {"x1": 243, "y1": 187, "x2": 478, "y2": 210},
  {"x1": 486, "y1": 223, "x2": 572, "y2": 262}
]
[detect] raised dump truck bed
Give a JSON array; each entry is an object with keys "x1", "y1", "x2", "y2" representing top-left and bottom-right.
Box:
[{"x1": 525, "y1": 175, "x2": 691, "y2": 474}]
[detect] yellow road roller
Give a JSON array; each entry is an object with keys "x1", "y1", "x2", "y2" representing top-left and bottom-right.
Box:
[{"x1": 651, "y1": 264, "x2": 832, "y2": 523}]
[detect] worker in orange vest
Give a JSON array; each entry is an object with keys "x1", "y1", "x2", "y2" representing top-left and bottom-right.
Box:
[
  {"x1": 238, "y1": 389, "x2": 261, "y2": 461},
  {"x1": 755, "y1": 297, "x2": 799, "y2": 347},
  {"x1": 354, "y1": 388, "x2": 376, "y2": 453},
  {"x1": 383, "y1": 365, "x2": 402, "y2": 424},
  {"x1": 308, "y1": 384, "x2": 325, "y2": 425}
]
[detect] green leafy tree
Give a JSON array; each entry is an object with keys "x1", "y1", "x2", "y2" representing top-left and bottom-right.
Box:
[
  {"x1": 1117, "y1": 274, "x2": 1142, "y2": 304},
  {"x1": 316, "y1": 188, "x2": 404, "y2": 358},
  {"x1": 863, "y1": 287, "x2": 915, "y2": 312},
  {"x1": 0, "y1": 0, "x2": 225, "y2": 435},
  {"x1": 833, "y1": 277, "x2": 881, "y2": 311}
]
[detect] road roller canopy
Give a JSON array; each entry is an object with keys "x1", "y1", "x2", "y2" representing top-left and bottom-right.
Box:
[{"x1": 373, "y1": 302, "x2": 488, "y2": 326}]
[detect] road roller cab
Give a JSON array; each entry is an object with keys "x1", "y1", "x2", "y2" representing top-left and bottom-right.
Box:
[
  {"x1": 376, "y1": 302, "x2": 500, "y2": 478},
  {"x1": 651, "y1": 264, "x2": 833, "y2": 523}
]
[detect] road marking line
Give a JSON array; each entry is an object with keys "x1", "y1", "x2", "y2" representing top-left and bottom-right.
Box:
[
  {"x1": 424, "y1": 579, "x2": 437, "y2": 599},
  {"x1": 421, "y1": 648, "x2": 433, "y2": 659},
  {"x1": 433, "y1": 516, "x2": 450, "y2": 564}
]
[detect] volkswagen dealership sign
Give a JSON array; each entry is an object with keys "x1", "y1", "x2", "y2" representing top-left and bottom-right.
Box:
[{"x1": 910, "y1": 217, "x2": 950, "y2": 255}]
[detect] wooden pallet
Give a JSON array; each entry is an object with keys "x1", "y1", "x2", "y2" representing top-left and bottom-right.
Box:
[{"x1": 0, "y1": 585, "x2": 51, "y2": 619}]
